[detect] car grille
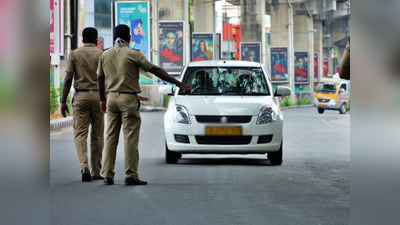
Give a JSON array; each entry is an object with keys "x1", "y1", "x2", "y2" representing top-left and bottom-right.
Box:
[
  {"x1": 195, "y1": 115, "x2": 252, "y2": 123},
  {"x1": 195, "y1": 136, "x2": 252, "y2": 145},
  {"x1": 318, "y1": 99, "x2": 330, "y2": 103}
]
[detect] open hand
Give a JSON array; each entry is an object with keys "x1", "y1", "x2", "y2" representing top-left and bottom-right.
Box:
[{"x1": 177, "y1": 82, "x2": 192, "y2": 90}]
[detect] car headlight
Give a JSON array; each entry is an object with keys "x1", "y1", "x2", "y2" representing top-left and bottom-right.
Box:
[
  {"x1": 173, "y1": 105, "x2": 191, "y2": 124},
  {"x1": 329, "y1": 99, "x2": 336, "y2": 103},
  {"x1": 257, "y1": 106, "x2": 278, "y2": 124}
]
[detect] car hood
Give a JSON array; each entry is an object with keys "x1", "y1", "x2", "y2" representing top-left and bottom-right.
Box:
[
  {"x1": 315, "y1": 92, "x2": 336, "y2": 99},
  {"x1": 174, "y1": 95, "x2": 274, "y2": 116}
]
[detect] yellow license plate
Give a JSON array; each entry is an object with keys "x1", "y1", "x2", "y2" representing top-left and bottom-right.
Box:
[
  {"x1": 205, "y1": 126, "x2": 242, "y2": 136},
  {"x1": 319, "y1": 103, "x2": 327, "y2": 106}
]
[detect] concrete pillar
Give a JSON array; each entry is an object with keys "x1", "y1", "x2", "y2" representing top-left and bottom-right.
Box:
[
  {"x1": 293, "y1": 14, "x2": 314, "y2": 92},
  {"x1": 150, "y1": 0, "x2": 158, "y2": 66},
  {"x1": 158, "y1": 0, "x2": 190, "y2": 64},
  {"x1": 240, "y1": 0, "x2": 266, "y2": 64},
  {"x1": 269, "y1": 3, "x2": 293, "y2": 93},
  {"x1": 159, "y1": 0, "x2": 184, "y2": 20},
  {"x1": 313, "y1": 20, "x2": 323, "y2": 86},
  {"x1": 192, "y1": 0, "x2": 214, "y2": 32}
]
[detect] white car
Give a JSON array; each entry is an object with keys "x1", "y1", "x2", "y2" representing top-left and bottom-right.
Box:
[{"x1": 159, "y1": 60, "x2": 291, "y2": 164}]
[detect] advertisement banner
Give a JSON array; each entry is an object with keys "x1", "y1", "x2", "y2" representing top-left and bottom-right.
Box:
[
  {"x1": 158, "y1": 21, "x2": 185, "y2": 75},
  {"x1": 314, "y1": 53, "x2": 319, "y2": 83},
  {"x1": 294, "y1": 52, "x2": 309, "y2": 84},
  {"x1": 50, "y1": 0, "x2": 64, "y2": 55},
  {"x1": 270, "y1": 47, "x2": 289, "y2": 83},
  {"x1": 192, "y1": 33, "x2": 214, "y2": 61},
  {"x1": 240, "y1": 42, "x2": 261, "y2": 63},
  {"x1": 115, "y1": 1, "x2": 151, "y2": 61},
  {"x1": 323, "y1": 57, "x2": 329, "y2": 77}
]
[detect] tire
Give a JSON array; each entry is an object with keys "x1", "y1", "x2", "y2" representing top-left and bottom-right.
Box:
[
  {"x1": 165, "y1": 141, "x2": 180, "y2": 164},
  {"x1": 318, "y1": 108, "x2": 325, "y2": 114},
  {"x1": 267, "y1": 140, "x2": 283, "y2": 165},
  {"x1": 339, "y1": 103, "x2": 347, "y2": 114}
]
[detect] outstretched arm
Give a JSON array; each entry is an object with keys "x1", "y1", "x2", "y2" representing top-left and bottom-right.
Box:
[
  {"x1": 339, "y1": 65, "x2": 350, "y2": 80},
  {"x1": 149, "y1": 65, "x2": 192, "y2": 90}
]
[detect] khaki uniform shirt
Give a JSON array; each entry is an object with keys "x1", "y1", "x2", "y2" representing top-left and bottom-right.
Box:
[
  {"x1": 66, "y1": 43, "x2": 103, "y2": 90},
  {"x1": 340, "y1": 41, "x2": 350, "y2": 67},
  {"x1": 97, "y1": 43, "x2": 154, "y2": 93}
]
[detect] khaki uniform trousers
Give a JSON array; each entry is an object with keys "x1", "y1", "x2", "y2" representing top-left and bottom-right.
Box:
[
  {"x1": 102, "y1": 92, "x2": 141, "y2": 179},
  {"x1": 72, "y1": 91, "x2": 104, "y2": 176}
]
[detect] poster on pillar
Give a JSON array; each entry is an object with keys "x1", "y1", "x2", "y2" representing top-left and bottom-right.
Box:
[
  {"x1": 323, "y1": 57, "x2": 329, "y2": 77},
  {"x1": 114, "y1": 1, "x2": 150, "y2": 61},
  {"x1": 192, "y1": 33, "x2": 214, "y2": 61},
  {"x1": 240, "y1": 43, "x2": 261, "y2": 63},
  {"x1": 270, "y1": 47, "x2": 289, "y2": 83},
  {"x1": 50, "y1": 0, "x2": 64, "y2": 56},
  {"x1": 314, "y1": 53, "x2": 319, "y2": 83},
  {"x1": 294, "y1": 52, "x2": 309, "y2": 84},
  {"x1": 158, "y1": 21, "x2": 185, "y2": 75}
]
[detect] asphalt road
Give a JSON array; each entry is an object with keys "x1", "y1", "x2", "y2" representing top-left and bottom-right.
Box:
[{"x1": 50, "y1": 107, "x2": 350, "y2": 225}]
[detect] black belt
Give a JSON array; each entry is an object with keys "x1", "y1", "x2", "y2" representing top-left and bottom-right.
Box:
[
  {"x1": 75, "y1": 89, "x2": 98, "y2": 92},
  {"x1": 107, "y1": 91, "x2": 137, "y2": 95}
]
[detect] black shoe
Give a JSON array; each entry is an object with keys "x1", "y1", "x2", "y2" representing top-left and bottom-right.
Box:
[
  {"x1": 103, "y1": 178, "x2": 114, "y2": 185},
  {"x1": 91, "y1": 175, "x2": 104, "y2": 180},
  {"x1": 81, "y1": 167, "x2": 92, "y2": 182},
  {"x1": 124, "y1": 177, "x2": 148, "y2": 185}
]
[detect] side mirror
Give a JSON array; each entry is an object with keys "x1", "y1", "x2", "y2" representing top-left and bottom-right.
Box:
[
  {"x1": 159, "y1": 85, "x2": 174, "y2": 96},
  {"x1": 275, "y1": 86, "x2": 291, "y2": 97}
]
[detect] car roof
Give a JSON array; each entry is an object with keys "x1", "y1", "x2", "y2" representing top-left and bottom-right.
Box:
[{"x1": 187, "y1": 60, "x2": 263, "y2": 67}]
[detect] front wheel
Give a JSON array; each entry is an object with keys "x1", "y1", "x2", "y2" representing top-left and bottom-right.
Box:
[
  {"x1": 318, "y1": 108, "x2": 325, "y2": 114},
  {"x1": 267, "y1": 140, "x2": 283, "y2": 165},
  {"x1": 339, "y1": 103, "x2": 347, "y2": 114},
  {"x1": 165, "y1": 141, "x2": 181, "y2": 164}
]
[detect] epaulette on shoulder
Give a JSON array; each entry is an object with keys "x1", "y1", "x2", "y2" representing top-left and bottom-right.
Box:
[{"x1": 131, "y1": 48, "x2": 140, "y2": 51}]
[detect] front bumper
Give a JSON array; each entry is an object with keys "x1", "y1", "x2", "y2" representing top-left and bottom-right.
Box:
[
  {"x1": 313, "y1": 99, "x2": 340, "y2": 110},
  {"x1": 164, "y1": 115, "x2": 283, "y2": 154}
]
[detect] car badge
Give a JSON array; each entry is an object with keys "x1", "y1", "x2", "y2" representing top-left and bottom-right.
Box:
[
  {"x1": 221, "y1": 116, "x2": 228, "y2": 123},
  {"x1": 322, "y1": 95, "x2": 327, "y2": 98}
]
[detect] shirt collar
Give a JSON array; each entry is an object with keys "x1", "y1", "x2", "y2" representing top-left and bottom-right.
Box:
[
  {"x1": 115, "y1": 42, "x2": 129, "y2": 47},
  {"x1": 83, "y1": 43, "x2": 96, "y2": 47}
]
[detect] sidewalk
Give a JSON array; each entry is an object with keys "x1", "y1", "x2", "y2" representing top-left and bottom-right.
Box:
[
  {"x1": 50, "y1": 106, "x2": 166, "y2": 132},
  {"x1": 281, "y1": 104, "x2": 314, "y2": 110},
  {"x1": 50, "y1": 105, "x2": 313, "y2": 132}
]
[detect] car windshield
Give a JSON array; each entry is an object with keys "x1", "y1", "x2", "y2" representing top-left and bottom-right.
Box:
[
  {"x1": 316, "y1": 82, "x2": 338, "y2": 94},
  {"x1": 178, "y1": 67, "x2": 270, "y2": 95}
]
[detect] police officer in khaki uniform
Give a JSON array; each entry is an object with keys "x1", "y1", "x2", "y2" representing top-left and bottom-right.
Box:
[
  {"x1": 61, "y1": 27, "x2": 104, "y2": 182},
  {"x1": 97, "y1": 24, "x2": 191, "y2": 185},
  {"x1": 339, "y1": 40, "x2": 350, "y2": 80}
]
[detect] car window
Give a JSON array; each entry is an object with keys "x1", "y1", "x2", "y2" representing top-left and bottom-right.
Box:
[
  {"x1": 178, "y1": 66, "x2": 271, "y2": 95},
  {"x1": 316, "y1": 82, "x2": 339, "y2": 94}
]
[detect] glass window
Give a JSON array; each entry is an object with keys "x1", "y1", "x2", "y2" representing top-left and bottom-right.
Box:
[
  {"x1": 94, "y1": 0, "x2": 113, "y2": 28},
  {"x1": 178, "y1": 67, "x2": 270, "y2": 95},
  {"x1": 316, "y1": 82, "x2": 338, "y2": 94}
]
